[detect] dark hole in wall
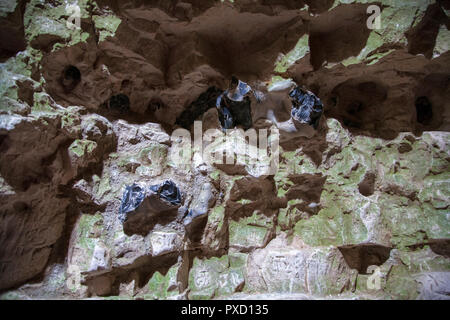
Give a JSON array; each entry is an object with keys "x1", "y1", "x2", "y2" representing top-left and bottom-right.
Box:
[
  {"x1": 429, "y1": 239, "x2": 450, "y2": 258},
  {"x1": 12, "y1": 201, "x2": 30, "y2": 213},
  {"x1": 415, "y1": 96, "x2": 433, "y2": 125},
  {"x1": 330, "y1": 96, "x2": 338, "y2": 107},
  {"x1": 327, "y1": 78, "x2": 391, "y2": 138},
  {"x1": 108, "y1": 94, "x2": 130, "y2": 114},
  {"x1": 61, "y1": 65, "x2": 81, "y2": 93},
  {"x1": 175, "y1": 86, "x2": 222, "y2": 129},
  {"x1": 305, "y1": 0, "x2": 335, "y2": 14},
  {"x1": 358, "y1": 172, "x2": 376, "y2": 196},
  {"x1": 413, "y1": 73, "x2": 448, "y2": 133},
  {"x1": 121, "y1": 79, "x2": 131, "y2": 90},
  {"x1": 409, "y1": 239, "x2": 450, "y2": 258},
  {"x1": 338, "y1": 243, "x2": 392, "y2": 274},
  {"x1": 147, "y1": 97, "x2": 165, "y2": 113},
  {"x1": 346, "y1": 101, "x2": 364, "y2": 115},
  {"x1": 0, "y1": 135, "x2": 8, "y2": 152}
]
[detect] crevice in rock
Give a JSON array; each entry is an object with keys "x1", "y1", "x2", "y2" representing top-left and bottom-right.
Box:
[
  {"x1": 117, "y1": 181, "x2": 184, "y2": 238},
  {"x1": 415, "y1": 96, "x2": 433, "y2": 125},
  {"x1": 45, "y1": 202, "x2": 81, "y2": 266},
  {"x1": 408, "y1": 239, "x2": 450, "y2": 258},
  {"x1": 185, "y1": 214, "x2": 209, "y2": 245},
  {"x1": 0, "y1": 0, "x2": 27, "y2": 62},
  {"x1": 406, "y1": 3, "x2": 448, "y2": 59}
]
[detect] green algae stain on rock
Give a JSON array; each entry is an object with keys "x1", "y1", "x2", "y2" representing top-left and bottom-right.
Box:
[
  {"x1": 336, "y1": 0, "x2": 434, "y2": 66},
  {"x1": 277, "y1": 200, "x2": 303, "y2": 231},
  {"x1": 229, "y1": 221, "x2": 269, "y2": 251},
  {"x1": 92, "y1": 15, "x2": 122, "y2": 42},
  {"x1": 294, "y1": 208, "x2": 368, "y2": 247},
  {"x1": 69, "y1": 213, "x2": 105, "y2": 274},
  {"x1": 93, "y1": 172, "x2": 112, "y2": 203},
  {"x1": 69, "y1": 139, "x2": 97, "y2": 158},
  {"x1": 379, "y1": 194, "x2": 450, "y2": 249},
  {"x1": 31, "y1": 92, "x2": 59, "y2": 114},
  {"x1": 202, "y1": 205, "x2": 227, "y2": 252},
  {"x1": 274, "y1": 34, "x2": 309, "y2": 73},
  {"x1": 116, "y1": 143, "x2": 169, "y2": 177},
  {"x1": 188, "y1": 254, "x2": 246, "y2": 300},
  {"x1": 419, "y1": 172, "x2": 450, "y2": 210},
  {"x1": 142, "y1": 264, "x2": 180, "y2": 300}
]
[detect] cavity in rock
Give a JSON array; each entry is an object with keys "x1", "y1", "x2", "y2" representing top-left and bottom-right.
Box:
[
  {"x1": 358, "y1": 172, "x2": 376, "y2": 197},
  {"x1": 108, "y1": 94, "x2": 130, "y2": 114},
  {"x1": 61, "y1": 65, "x2": 81, "y2": 92},
  {"x1": 338, "y1": 243, "x2": 392, "y2": 274},
  {"x1": 175, "y1": 87, "x2": 223, "y2": 129},
  {"x1": 175, "y1": 77, "x2": 257, "y2": 130},
  {"x1": 415, "y1": 96, "x2": 433, "y2": 125}
]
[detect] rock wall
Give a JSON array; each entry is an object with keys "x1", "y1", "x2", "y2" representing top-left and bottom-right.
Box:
[{"x1": 0, "y1": 0, "x2": 449, "y2": 300}]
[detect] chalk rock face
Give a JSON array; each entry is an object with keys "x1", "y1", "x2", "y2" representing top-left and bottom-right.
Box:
[
  {"x1": 0, "y1": 0, "x2": 449, "y2": 301},
  {"x1": 188, "y1": 253, "x2": 247, "y2": 300},
  {"x1": 246, "y1": 235, "x2": 358, "y2": 295}
]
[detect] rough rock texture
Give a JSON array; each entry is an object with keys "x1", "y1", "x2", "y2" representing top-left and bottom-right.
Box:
[{"x1": 0, "y1": 0, "x2": 449, "y2": 300}]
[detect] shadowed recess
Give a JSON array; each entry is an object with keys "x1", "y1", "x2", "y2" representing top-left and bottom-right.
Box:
[{"x1": 338, "y1": 243, "x2": 392, "y2": 274}]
